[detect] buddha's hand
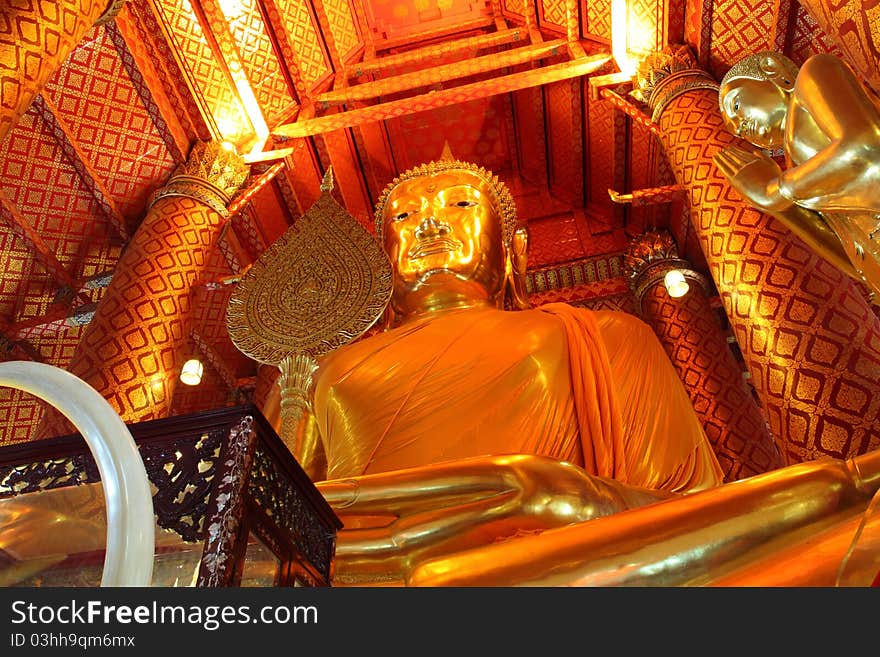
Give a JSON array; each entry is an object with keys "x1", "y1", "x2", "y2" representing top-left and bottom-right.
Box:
[{"x1": 714, "y1": 144, "x2": 793, "y2": 212}]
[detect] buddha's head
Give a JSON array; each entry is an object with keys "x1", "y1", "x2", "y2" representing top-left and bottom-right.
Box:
[
  {"x1": 375, "y1": 160, "x2": 527, "y2": 320},
  {"x1": 719, "y1": 51, "x2": 798, "y2": 149}
]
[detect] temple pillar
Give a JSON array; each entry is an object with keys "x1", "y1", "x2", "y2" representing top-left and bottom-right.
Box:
[
  {"x1": 796, "y1": 0, "x2": 880, "y2": 96},
  {"x1": 0, "y1": 0, "x2": 126, "y2": 145},
  {"x1": 625, "y1": 230, "x2": 783, "y2": 480},
  {"x1": 638, "y1": 48, "x2": 880, "y2": 464},
  {"x1": 39, "y1": 141, "x2": 249, "y2": 436}
]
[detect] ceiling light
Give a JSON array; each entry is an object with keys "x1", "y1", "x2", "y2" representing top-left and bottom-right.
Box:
[
  {"x1": 664, "y1": 269, "x2": 690, "y2": 298},
  {"x1": 180, "y1": 358, "x2": 204, "y2": 386}
]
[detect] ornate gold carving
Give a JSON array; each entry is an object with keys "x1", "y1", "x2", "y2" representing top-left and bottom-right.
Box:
[
  {"x1": 624, "y1": 229, "x2": 681, "y2": 276},
  {"x1": 277, "y1": 353, "x2": 318, "y2": 455},
  {"x1": 228, "y1": 168, "x2": 392, "y2": 457},
  {"x1": 226, "y1": 167, "x2": 393, "y2": 364},
  {"x1": 632, "y1": 45, "x2": 718, "y2": 122},
  {"x1": 374, "y1": 159, "x2": 518, "y2": 246},
  {"x1": 624, "y1": 230, "x2": 710, "y2": 313},
  {"x1": 94, "y1": 0, "x2": 129, "y2": 26},
  {"x1": 149, "y1": 141, "x2": 249, "y2": 216}
]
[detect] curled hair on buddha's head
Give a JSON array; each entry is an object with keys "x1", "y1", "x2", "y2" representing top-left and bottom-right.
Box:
[
  {"x1": 719, "y1": 51, "x2": 799, "y2": 103},
  {"x1": 373, "y1": 159, "x2": 519, "y2": 247}
]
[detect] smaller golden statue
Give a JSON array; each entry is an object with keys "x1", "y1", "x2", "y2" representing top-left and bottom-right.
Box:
[{"x1": 714, "y1": 51, "x2": 880, "y2": 297}]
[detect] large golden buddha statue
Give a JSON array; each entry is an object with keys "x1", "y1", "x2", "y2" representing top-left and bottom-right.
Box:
[
  {"x1": 275, "y1": 159, "x2": 880, "y2": 586},
  {"x1": 713, "y1": 51, "x2": 880, "y2": 296}
]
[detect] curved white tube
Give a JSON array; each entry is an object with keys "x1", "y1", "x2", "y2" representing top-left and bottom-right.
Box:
[{"x1": 0, "y1": 361, "x2": 154, "y2": 586}]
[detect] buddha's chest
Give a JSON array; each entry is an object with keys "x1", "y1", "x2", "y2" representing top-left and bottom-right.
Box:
[{"x1": 313, "y1": 310, "x2": 578, "y2": 472}]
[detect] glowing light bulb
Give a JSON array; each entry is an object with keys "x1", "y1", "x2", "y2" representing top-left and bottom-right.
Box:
[
  {"x1": 180, "y1": 358, "x2": 204, "y2": 386},
  {"x1": 664, "y1": 269, "x2": 690, "y2": 298}
]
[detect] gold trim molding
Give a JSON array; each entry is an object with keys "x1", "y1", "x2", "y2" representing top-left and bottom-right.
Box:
[
  {"x1": 149, "y1": 141, "x2": 249, "y2": 216},
  {"x1": 624, "y1": 230, "x2": 711, "y2": 314},
  {"x1": 633, "y1": 45, "x2": 719, "y2": 122},
  {"x1": 94, "y1": 0, "x2": 128, "y2": 26}
]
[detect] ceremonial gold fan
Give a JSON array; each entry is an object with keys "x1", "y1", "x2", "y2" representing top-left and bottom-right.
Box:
[{"x1": 226, "y1": 168, "x2": 393, "y2": 450}]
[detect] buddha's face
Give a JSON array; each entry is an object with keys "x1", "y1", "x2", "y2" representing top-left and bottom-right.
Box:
[
  {"x1": 720, "y1": 65, "x2": 790, "y2": 149},
  {"x1": 381, "y1": 169, "x2": 505, "y2": 311}
]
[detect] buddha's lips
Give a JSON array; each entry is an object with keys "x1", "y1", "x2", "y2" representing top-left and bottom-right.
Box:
[{"x1": 408, "y1": 237, "x2": 463, "y2": 258}]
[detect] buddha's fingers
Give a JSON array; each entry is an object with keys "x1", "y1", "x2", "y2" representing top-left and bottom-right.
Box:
[{"x1": 315, "y1": 455, "x2": 532, "y2": 514}]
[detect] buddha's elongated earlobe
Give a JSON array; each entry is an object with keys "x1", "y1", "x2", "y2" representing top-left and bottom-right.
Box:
[{"x1": 505, "y1": 225, "x2": 530, "y2": 310}]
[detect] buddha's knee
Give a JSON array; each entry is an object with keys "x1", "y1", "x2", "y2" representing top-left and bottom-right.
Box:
[{"x1": 492, "y1": 454, "x2": 631, "y2": 524}]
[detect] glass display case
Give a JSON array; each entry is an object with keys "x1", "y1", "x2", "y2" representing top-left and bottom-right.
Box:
[{"x1": 0, "y1": 404, "x2": 341, "y2": 587}]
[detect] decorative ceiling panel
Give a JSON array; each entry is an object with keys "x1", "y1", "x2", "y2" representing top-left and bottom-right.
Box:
[
  {"x1": 0, "y1": 389, "x2": 44, "y2": 445},
  {"x1": 111, "y1": 11, "x2": 190, "y2": 162},
  {"x1": 585, "y1": 82, "x2": 620, "y2": 206},
  {"x1": 584, "y1": 0, "x2": 611, "y2": 42},
  {"x1": 366, "y1": 0, "x2": 492, "y2": 42},
  {"x1": 322, "y1": 0, "x2": 363, "y2": 62},
  {"x1": 155, "y1": 0, "x2": 249, "y2": 141},
  {"x1": 43, "y1": 27, "x2": 177, "y2": 223},
  {"x1": 628, "y1": 0, "x2": 665, "y2": 53},
  {"x1": 709, "y1": 0, "x2": 776, "y2": 75},
  {"x1": 0, "y1": 110, "x2": 113, "y2": 300},
  {"x1": 0, "y1": 223, "x2": 42, "y2": 320},
  {"x1": 539, "y1": 0, "x2": 567, "y2": 30},
  {"x1": 29, "y1": 324, "x2": 86, "y2": 366},
  {"x1": 666, "y1": 0, "x2": 685, "y2": 43},
  {"x1": 220, "y1": 0, "x2": 297, "y2": 127},
  {"x1": 275, "y1": 0, "x2": 333, "y2": 89},
  {"x1": 628, "y1": 122, "x2": 665, "y2": 232},
  {"x1": 386, "y1": 95, "x2": 514, "y2": 175},
  {"x1": 526, "y1": 213, "x2": 586, "y2": 266}
]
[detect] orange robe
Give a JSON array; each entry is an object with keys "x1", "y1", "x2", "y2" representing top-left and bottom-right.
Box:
[{"x1": 313, "y1": 303, "x2": 723, "y2": 492}]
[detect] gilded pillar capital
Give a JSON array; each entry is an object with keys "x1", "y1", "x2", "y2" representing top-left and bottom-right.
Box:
[
  {"x1": 624, "y1": 229, "x2": 710, "y2": 313},
  {"x1": 94, "y1": 0, "x2": 129, "y2": 26},
  {"x1": 632, "y1": 45, "x2": 718, "y2": 122},
  {"x1": 149, "y1": 141, "x2": 250, "y2": 216}
]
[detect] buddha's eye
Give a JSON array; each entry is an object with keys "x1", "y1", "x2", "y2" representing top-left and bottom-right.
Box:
[
  {"x1": 393, "y1": 211, "x2": 411, "y2": 221},
  {"x1": 733, "y1": 99, "x2": 740, "y2": 111},
  {"x1": 452, "y1": 200, "x2": 477, "y2": 208}
]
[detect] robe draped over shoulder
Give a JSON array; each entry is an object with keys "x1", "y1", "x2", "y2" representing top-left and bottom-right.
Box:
[{"x1": 312, "y1": 304, "x2": 722, "y2": 492}]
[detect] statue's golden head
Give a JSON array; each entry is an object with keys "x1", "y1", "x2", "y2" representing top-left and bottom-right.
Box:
[
  {"x1": 374, "y1": 160, "x2": 529, "y2": 318},
  {"x1": 374, "y1": 160, "x2": 517, "y2": 245},
  {"x1": 719, "y1": 50, "x2": 799, "y2": 149}
]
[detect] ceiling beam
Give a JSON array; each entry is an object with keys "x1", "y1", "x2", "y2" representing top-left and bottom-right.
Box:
[
  {"x1": 600, "y1": 88, "x2": 662, "y2": 138},
  {"x1": 608, "y1": 184, "x2": 686, "y2": 206},
  {"x1": 227, "y1": 161, "x2": 286, "y2": 217},
  {"x1": 347, "y1": 28, "x2": 526, "y2": 79},
  {"x1": 374, "y1": 17, "x2": 497, "y2": 52},
  {"x1": 273, "y1": 53, "x2": 611, "y2": 139},
  {"x1": 191, "y1": 329, "x2": 238, "y2": 391},
  {"x1": 319, "y1": 39, "x2": 566, "y2": 106},
  {"x1": 6, "y1": 304, "x2": 97, "y2": 341},
  {"x1": 310, "y1": 0, "x2": 347, "y2": 89}
]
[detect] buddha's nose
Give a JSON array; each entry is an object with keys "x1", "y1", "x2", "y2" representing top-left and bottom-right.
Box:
[{"x1": 415, "y1": 215, "x2": 450, "y2": 239}]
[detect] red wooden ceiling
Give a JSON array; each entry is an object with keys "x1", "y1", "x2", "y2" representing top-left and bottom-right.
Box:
[{"x1": 0, "y1": 0, "x2": 846, "y2": 443}]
